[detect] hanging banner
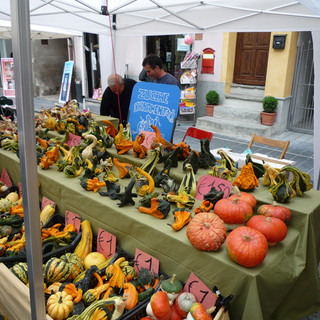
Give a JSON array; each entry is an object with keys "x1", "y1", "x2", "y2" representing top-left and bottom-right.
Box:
[
  {"x1": 59, "y1": 61, "x2": 74, "y2": 103},
  {"x1": 1, "y1": 58, "x2": 15, "y2": 97},
  {"x1": 128, "y1": 82, "x2": 180, "y2": 142}
]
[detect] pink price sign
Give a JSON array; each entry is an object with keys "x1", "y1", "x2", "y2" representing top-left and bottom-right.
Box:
[
  {"x1": 139, "y1": 131, "x2": 156, "y2": 150},
  {"x1": 96, "y1": 228, "x2": 117, "y2": 258},
  {"x1": 65, "y1": 211, "x2": 81, "y2": 234},
  {"x1": 183, "y1": 272, "x2": 217, "y2": 309},
  {"x1": 195, "y1": 175, "x2": 232, "y2": 201},
  {"x1": 66, "y1": 133, "x2": 82, "y2": 147},
  {"x1": 1, "y1": 168, "x2": 12, "y2": 187},
  {"x1": 134, "y1": 249, "x2": 159, "y2": 276},
  {"x1": 41, "y1": 196, "x2": 56, "y2": 210}
]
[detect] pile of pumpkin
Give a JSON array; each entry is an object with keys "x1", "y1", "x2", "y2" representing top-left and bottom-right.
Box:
[
  {"x1": 188, "y1": 187, "x2": 292, "y2": 268},
  {"x1": 9, "y1": 218, "x2": 164, "y2": 320}
]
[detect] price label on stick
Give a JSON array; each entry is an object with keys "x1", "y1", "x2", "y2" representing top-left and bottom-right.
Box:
[
  {"x1": 195, "y1": 175, "x2": 232, "y2": 201},
  {"x1": 1, "y1": 168, "x2": 12, "y2": 187},
  {"x1": 183, "y1": 272, "x2": 217, "y2": 309},
  {"x1": 97, "y1": 228, "x2": 117, "y2": 258},
  {"x1": 41, "y1": 196, "x2": 56, "y2": 210},
  {"x1": 134, "y1": 249, "x2": 159, "y2": 275},
  {"x1": 66, "y1": 133, "x2": 81, "y2": 147},
  {"x1": 65, "y1": 210, "x2": 81, "y2": 234}
]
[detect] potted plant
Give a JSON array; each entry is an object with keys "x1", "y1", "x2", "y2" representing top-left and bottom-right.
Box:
[
  {"x1": 261, "y1": 96, "x2": 278, "y2": 126},
  {"x1": 206, "y1": 90, "x2": 219, "y2": 116}
]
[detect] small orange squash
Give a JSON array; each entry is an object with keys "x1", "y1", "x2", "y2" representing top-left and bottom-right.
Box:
[{"x1": 46, "y1": 291, "x2": 73, "y2": 320}]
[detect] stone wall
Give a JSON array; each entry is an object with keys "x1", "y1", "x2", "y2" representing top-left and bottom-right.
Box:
[{"x1": 32, "y1": 39, "x2": 68, "y2": 96}]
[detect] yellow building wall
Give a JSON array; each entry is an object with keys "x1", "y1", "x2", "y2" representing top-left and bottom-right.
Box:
[
  {"x1": 221, "y1": 32, "x2": 237, "y2": 94},
  {"x1": 221, "y1": 32, "x2": 299, "y2": 98},
  {"x1": 265, "y1": 32, "x2": 299, "y2": 98}
]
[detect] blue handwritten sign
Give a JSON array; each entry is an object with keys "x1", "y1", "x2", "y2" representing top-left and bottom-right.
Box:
[{"x1": 128, "y1": 82, "x2": 180, "y2": 141}]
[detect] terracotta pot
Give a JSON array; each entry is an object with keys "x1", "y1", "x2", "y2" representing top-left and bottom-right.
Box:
[
  {"x1": 206, "y1": 104, "x2": 216, "y2": 116},
  {"x1": 261, "y1": 111, "x2": 277, "y2": 126}
]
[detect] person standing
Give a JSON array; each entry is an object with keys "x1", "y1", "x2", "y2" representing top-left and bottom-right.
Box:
[
  {"x1": 142, "y1": 54, "x2": 179, "y2": 86},
  {"x1": 100, "y1": 74, "x2": 136, "y2": 125}
]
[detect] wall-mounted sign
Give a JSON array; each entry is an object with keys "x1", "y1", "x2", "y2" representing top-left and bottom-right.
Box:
[
  {"x1": 1, "y1": 58, "x2": 15, "y2": 97},
  {"x1": 177, "y1": 38, "x2": 190, "y2": 51}
]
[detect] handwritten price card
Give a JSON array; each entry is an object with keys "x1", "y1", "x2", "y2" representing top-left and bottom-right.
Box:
[
  {"x1": 183, "y1": 272, "x2": 217, "y2": 309},
  {"x1": 65, "y1": 210, "x2": 82, "y2": 234},
  {"x1": 195, "y1": 175, "x2": 232, "y2": 201},
  {"x1": 66, "y1": 133, "x2": 81, "y2": 147},
  {"x1": 18, "y1": 182, "x2": 23, "y2": 198},
  {"x1": 140, "y1": 131, "x2": 156, "y2": 150},
  {"x1": 134, "y1": 249, "x2": 159, "y2": 275},
  {"x1": 41, "y1": 196, "x2": 56, "y2": 210},
  {"x1": 1, "y1": 168, "x2": 12, "y2": 187},
  {"x1": 96, "y1": 228, "x2": 117, "y2": 258}
]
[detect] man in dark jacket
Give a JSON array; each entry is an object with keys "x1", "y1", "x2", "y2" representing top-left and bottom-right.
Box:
[{"x1": 100, "y1": 74, "x2": 136, "y2": 125}]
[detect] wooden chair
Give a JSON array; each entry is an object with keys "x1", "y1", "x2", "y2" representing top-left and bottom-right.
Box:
[
  {"x1": 248, "y1": 134, "x2": 290, "y2": 159},
  {"x1": 182, "y1": 127, "x2": 213, "y2": 143}
]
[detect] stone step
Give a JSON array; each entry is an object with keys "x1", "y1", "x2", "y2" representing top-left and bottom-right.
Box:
[
  {"x1": 214, "y1": 101, "x2": 262, "y2": 122},
  {"x1": 226, "y1": 84, "x2": 265, "y2": 102},
  {"x1": 196, "y1": 116, "x2": 275, "y2": 140}
]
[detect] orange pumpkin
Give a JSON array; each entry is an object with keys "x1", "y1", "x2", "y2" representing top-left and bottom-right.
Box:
[
  {"x1": 246, "y1": 215, "x2": 287, "y2": 246},
  {"x1": 46, "y1": 291, "x2": 73, "y2": 320},
  {"x1": 186, "y1": 212, "x2": 226, "y2": 251},
  {"x1": 214, "y1": 198, "x2": 253, "y2": 229},
  {"x1": 174, "y1": 292, "x2": 197, "y2": 318},
  {"x1": 229, "y1": 186, "x2": 257, "y2": 209},
  {"x1": 257, "y1": 201, "x2": 292, "y2": 222},
  {"x1": 148, "y1": 291, "x2": 172, "y2": 320},
  {"x1": 226, "y1": 226, "x2": 268, "y2": 268}
]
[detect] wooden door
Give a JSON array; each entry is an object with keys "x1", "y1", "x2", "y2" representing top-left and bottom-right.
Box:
[{"x1": 233, "y1": 32, "x2": 271, "y2": 86}]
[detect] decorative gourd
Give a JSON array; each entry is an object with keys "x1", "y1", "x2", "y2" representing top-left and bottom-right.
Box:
[
  {"x1": 46, "y1": 291, "x2": 73, "y2": 320},
  {"x1": 60, "y1": 253, "x2": 85, "y2": 280},
  {"x1": 122, "y1": 265, "x2": 136, "y2": 281},
  {"x1": 257, "y1": 201, "x2": 292, "y2": 222},
  {"x1": 178, "y1": 163, "x2": 197, "y2": 198},
  {"x1": 226, "y1": 226, "x2": 268, "y2": 268},
  {"x1": 175, "y1": 292, "x2": 197, "y2": 318},
  {"x1": 44, "y1": 257, "x2": 71, "y2": 284},
  {"x1": 268, "y1": 172, "x2": 296, "y2": 203},
  {"x1": 10, "y1": 262, "x2": 28, "y2": 284},
  {"x1": 213, "y1": 198, "x2": 253, "y2": 230},
  {"x1": 102, "y1": 119, "x2": 119, "y2": 137},
  {"x1": 229, "y1": 186, "x2": 257, "y2": 209},
  {"x1": 160, "y1": 274, "x2": 183, "y2": 302},
  {"x1": 147, "y1": 291, "x2": 172, "y2": 320},
  {"x1": 169, "y1": 208, "x2": 192, "y2": 231},
  {"x1": 150, "y1": 125, "x2": 172, "y2": 151},
  {"x1": 186, "y1": 212, "x2": 227, "y2": 251},
  {"x1": 232, "y1": 162, "x2": 259, "y2": 191},
  {"x1": 246, "y1": 215, "x2": 288, "y2": 246},
  {"x1": 187, "y1": 302, "x2": 216, "y2": 320},
  {"x1": 83, "y1": 251, "x2": 106, "y2": 270},
  {"x1": 81, "y1": 134, "x2": 97, "y2": 160},
  {"x1": 123, "y1": 282, "x2": 139, "y2": 310},
  {"x1": 135, "y1": 167, "x2": 155, "y2": 197},
  {"x1": 44, "y1": 111, "x2": 56, "y2": 131},
  {"x1": 113, "y1": 157, "x2": 133, "y2": 179},
  {"x1": 74, "y1": 219, "x2": 93, "y2": 261},
  {"x1": 133, "y1": 133, "x2": 148, "y2": 159},
  {"x1": 170, "y1": 303, "x2": 184, "y2": 320}
]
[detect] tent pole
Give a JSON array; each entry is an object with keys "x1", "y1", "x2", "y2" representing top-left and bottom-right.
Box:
[{"x1": 10, "y1": 0, "x2": 46, "y2": 318}]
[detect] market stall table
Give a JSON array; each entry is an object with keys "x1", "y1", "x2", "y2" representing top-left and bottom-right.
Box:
[{"x1": 0, "y1": 146, "x2": 320, "y2": 320}]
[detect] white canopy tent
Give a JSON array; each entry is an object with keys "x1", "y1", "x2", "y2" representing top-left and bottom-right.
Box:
[{"x1": 3, "y1": 1, "x2": 320, "y2": 318}]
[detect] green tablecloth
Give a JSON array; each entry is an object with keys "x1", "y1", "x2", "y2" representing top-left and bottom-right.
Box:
[{"x1": 1, "y1": 147, "x2": 320, "y2": 320}]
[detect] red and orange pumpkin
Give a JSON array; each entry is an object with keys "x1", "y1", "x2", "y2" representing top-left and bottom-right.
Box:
[
  {"x1": 229, "y1": 186, "x2": 257, "y2": 209},
  {"x1": 214, "y1": 198, "x2": 253, "y2": 230},
  {"x1": 186, "y1": 212, "x2": 227, "y2": 251},
  {"x1": 226, "y1": 226, "x2": 268, "y2": 268},
  {"x1": 147, "y1": 291, "x2": 172, "y2": 320},
  {"x1": 246, "y1": 215, "x2": 288, "y2": 246},
  {"x1": 257, "y1": 201, "x2": 292, "y2": 222}
]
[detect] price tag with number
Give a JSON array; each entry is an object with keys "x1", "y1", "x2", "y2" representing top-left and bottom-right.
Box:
[
  {"x1": 1, "y1": 168, "x2": 12, "y2": 187},
  {"x1": 66, "y1": 133, "x2": 82, "y2": 147},
  {"x1": 96, "y1": 228, "x2": 117, "y2": 258},
  {"x1": 41, "y1": 196, "x2": 56, "y2": 210},
  {"x1": 183, "y1": 272, "x2": 217, "y2": 309},
  {"x1": 65, "y1": 211, "x2": 82, "y2": 234},
  {"x1": 195, "y1": 175, "x2": 232, "y2": 201},
  {"x1": 134, "y1": 249, "x2": 159, "y2": 275}
]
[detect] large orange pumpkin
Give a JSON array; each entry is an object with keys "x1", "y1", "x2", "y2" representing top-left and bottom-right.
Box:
[
  {"x1": 186, "y1": 212, "x2": 227, "y2": 251},
  {"x1": 226, "y1": 226, "x2": 268, "y2": 268},
  {"x1": 257, "y1": 201, "x2": 292, "y2": 222},
  {"x1": 229, "y1": 187, "x2": 257, "y2": 209},
  {"x1": 214, "y1": 198, "x2": 253, "y2": 229},
  {"x1": 246, "y1": 215, "x2": 288, "y2": 246}
]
